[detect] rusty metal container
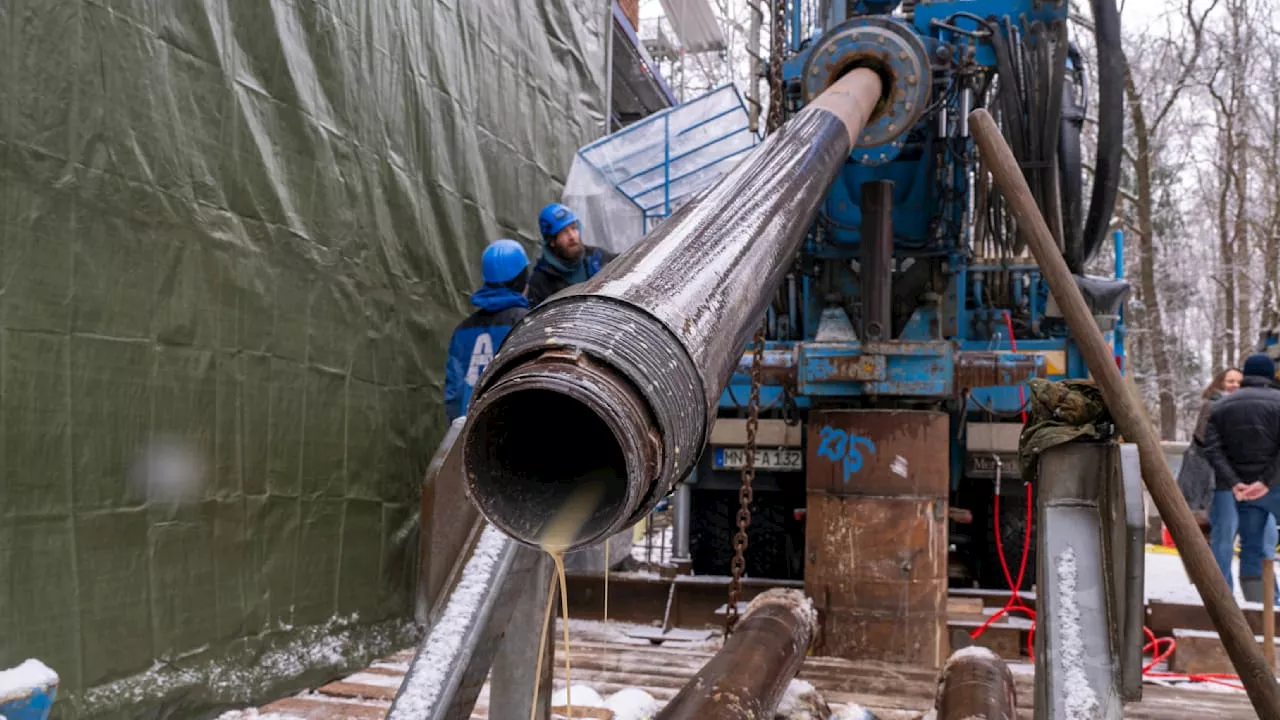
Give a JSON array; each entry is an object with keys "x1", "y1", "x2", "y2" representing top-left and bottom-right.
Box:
[{"x1": 804, "y1": 409, "x2": 950, "y2": 667}]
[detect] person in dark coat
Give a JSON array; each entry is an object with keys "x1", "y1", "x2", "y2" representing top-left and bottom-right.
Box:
[
  {"x1": 444, "y1": 239, "x2": 531, "y2": 423},
  {"x1": 527, "y1": 203, "x2": 616, "y2": 307},
  {"x1": 1181, "y1": 367, "x2": 1243, "y2": 517},
  {"x1": 1203, "y1": 354, "x2": 1280, "y2": 602}
]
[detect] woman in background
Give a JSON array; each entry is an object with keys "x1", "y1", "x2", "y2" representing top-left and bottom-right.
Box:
[{"x1": 1184, "y1": 367, "x2": 1280, "y2": 601}]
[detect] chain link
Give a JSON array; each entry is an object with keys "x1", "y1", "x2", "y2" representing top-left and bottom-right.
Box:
[
  {"x1": 725, "y1": 320, "x2": 767, "y2": 636},
  {"x1": 725, "y1": 0, "x2": 785, "y2": 642}
]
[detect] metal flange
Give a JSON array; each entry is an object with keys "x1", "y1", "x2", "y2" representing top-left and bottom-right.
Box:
[{"x1": 801, "y1": 15, "x2": 933, "y2": 150}]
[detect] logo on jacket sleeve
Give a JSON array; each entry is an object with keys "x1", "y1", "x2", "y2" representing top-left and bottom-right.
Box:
[{"x1": 465, "y1": 333, "x2": 495, "y2": 386}]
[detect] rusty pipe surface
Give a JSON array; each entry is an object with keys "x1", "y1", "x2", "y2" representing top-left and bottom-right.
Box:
[
  {"x1": 934, "y1": 646, "x2": 1017, "y2": 720},
  {"x1": 654, "y1": 589, "x2": 818, "y2": 720},
  {"x1": 462, "y1": 68, "x2": 885, "y2": 551}
]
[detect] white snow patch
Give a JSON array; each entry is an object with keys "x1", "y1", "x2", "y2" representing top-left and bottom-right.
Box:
[
  {"x1": 605, "y1": 688, "x2": 658, "y2": 720},
  {"x1": 387, "y1": 524, "x2": 509, "y2": 720},
  {"x1": 743, "y1": 589, "x2": 819, "y2": 636},
  {"x1": 75, "y1": 613, "x2": 416, "y2": 715},
  {"x1": 0, "y1": 659, "x2": 58, "y2": 702},
  {"x1": 775, "y1": 678, "x2": 829, "y2": 719},
  {"x1": 552, "y1": 685, "x2": 605, "y2": 708},
  {"x1": 215, "y1": 711, "x2": 309, "y2": 720},
  {"x1": 1143, "y1": 546, "x2": 1271, "y2": 605},
  {"x1": 342, "y1": 671, "x2": 405, "y2": 688},
  {"x1": 945, "y1": 644, "x2": 999, "y2": 667},
  {"x1": 1055, "y1": 547, "x2": 1101, "y2": 719},
  {"x1": 830, "y1": 704, "x2": 880, "y2": 720}
]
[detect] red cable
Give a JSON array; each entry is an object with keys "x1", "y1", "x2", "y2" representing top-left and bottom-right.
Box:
[
  {"x1": 1003, "y1": 311, "x2": 1028, "y2": 425},
  {"x1": 970, "y1": 482, "x2": 1038, "y2": 657},
  {"x1": 967, "y1": 474, "x2": 1248, "y2": 692}
]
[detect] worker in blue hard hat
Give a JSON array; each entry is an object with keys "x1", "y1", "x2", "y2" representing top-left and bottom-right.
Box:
[
  {"x1": 444, "y1": 239, "x2": 532, "y2": 423},
  {"x1": 527, "y1": 202, "x2": 617, "y2": 306}
]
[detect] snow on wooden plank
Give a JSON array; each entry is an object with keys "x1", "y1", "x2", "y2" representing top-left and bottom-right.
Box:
[{"x1": 257, "y1": 697, "x2": 389, "y2": 720}]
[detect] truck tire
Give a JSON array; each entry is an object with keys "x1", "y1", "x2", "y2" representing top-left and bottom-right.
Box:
[{"x1": 689, "y1": 488, "x2": 798, "y2": 580}]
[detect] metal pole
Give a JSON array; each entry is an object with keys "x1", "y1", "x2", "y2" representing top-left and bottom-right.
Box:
[
  {"x1": 603, "y1": 0, "x2": 614, "y2": 136},
  {"x1": 936, "y1": 646, "x2": 1017, "y2": 720},
  {"x1": 654, "y1": 589, "x2": 818, "y2": 720},
  {"x1": 462, "y1": 68, "x2": 885, "y2": 553},
  {"x1": 671, "y1": 481, "x2": 692, "y2": 563},
  {"x1": 1265, "y1": 557, "x2": 1276, "y2": 669},
  {"x1": 970, "y1": 106, "x2": 1280, "y2": 719},
  {"x1": 860, "y1": 180, "x2": 894, "y2": 341}
]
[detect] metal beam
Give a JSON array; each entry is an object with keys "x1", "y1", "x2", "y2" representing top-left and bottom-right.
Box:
[{"x1": 388, "y1": 525, "x2": 553, "y2": 720}]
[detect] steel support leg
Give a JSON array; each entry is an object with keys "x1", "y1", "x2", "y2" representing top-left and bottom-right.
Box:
[
  {"x1": 860, "y1": 179, "x2": 894, "y2": 341},
  {"x1": 671, "y1": 481, "x2": 692, "y2": 564}
]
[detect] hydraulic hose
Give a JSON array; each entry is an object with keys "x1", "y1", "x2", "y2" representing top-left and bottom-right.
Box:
[{"x1": 1082, "y1": 0, "x2": 1124, "y2": 265}]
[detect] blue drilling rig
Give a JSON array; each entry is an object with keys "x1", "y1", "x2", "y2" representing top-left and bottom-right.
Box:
[{"x1": 675, "y1": 0, "x2": 1129, "y2": 591}]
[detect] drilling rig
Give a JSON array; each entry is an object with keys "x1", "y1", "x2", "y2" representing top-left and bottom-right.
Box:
[
  {"x1": 682, "y1": 0, "x2": 1129, "y2": 593},
  {"x1": 441, "y1": 0, "x2": 1142, "y2": 711}
]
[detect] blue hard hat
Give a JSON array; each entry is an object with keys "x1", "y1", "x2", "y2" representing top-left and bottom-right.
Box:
[
  {"x1": 481, "y1": 238, "x2": 529, "y2": 284},
  {"x1": 538, "y1": 203, "x2": 579, "y2": 240}
]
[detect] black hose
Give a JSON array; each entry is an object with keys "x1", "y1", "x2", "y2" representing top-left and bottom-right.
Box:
[
  {"x1": 1082, "y1": 0, "x2": 1123, "y2": 264},
  {"x1": 1059, "y1": 43, "x2": 1086, "y2": 273}
]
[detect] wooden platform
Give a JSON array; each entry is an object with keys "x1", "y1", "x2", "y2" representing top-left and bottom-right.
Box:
[{"x1": 238, "y1": 619, "x2": 1261, "y2": 720}]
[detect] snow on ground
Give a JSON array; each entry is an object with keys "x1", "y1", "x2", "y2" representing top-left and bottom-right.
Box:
[
  {"x1": 604, "y1": 688, "x2": 659, "y2": 720},
  {"x1": 1144, "y1": 544, "x2": 1280, "y2": 606}
]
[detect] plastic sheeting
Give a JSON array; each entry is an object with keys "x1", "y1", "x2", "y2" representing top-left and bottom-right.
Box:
[
  {"x1": 0, "y1": 1, "x2": 607, "y2": 717},
  {"x1": 562, "y1": 85, "x2": 756, "y2": 254}
]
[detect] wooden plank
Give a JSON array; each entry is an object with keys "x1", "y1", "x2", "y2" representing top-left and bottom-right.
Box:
[
  {"x1": 315, "y1": 681, "x2": 399, "y2": 702},
  {"x1": 1146, "y1": 600, "x2": 1267, "y2": 638},
  {"x1": 1171, "y1": 628, "x2": 1280, "y2": 675},
  {"x1": 947, "y1": 596, "x2": 987, "y2": 620},
  {"x1": 260, "y1": 697, "x2": 389, "y2": 720}
]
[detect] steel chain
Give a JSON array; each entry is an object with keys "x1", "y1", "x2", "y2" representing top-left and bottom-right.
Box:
[
  {"x1": 726, "y1": 0, "x2": 785, "y2": 641},
  {"x1": 725, "y1": 320, "x2": 767, "y2": 636}
]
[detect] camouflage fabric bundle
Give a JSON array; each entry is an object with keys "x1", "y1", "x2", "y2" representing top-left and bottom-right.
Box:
[{"x1": 1017, "y1": 378, "x2": 1116, "y2": 482}]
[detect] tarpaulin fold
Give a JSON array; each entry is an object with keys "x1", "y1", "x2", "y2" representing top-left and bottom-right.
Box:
[{"x1": 0, "y1": 0, "x2": 607, "y2": 717}]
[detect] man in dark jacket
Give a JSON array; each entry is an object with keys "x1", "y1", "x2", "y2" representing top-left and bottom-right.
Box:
[
  {"x1": 527, "y1": 203, "x2": 616, "y2": 306},
  {"x1": 444, "y1": 239, "x2": 531, "y2": 423},
  {"x1": 1203, "y1": 353, "x2": 1280, "y2": 601}
]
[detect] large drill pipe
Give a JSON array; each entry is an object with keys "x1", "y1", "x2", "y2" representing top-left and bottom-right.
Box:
[
  {"x1": 654, "y1": 589, "x2": 818, "y2": 720},
  {"x1": 461, "y1": 68, "x2": 885, "y2": 551},
  {"x1": 934, "y1": 646, "x2": 1017, "y2": 720}
]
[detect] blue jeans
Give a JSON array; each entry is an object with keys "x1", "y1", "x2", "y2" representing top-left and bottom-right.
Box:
[{"x1": 1210, "y1": 490, "x2": 1279, "y2": 596}]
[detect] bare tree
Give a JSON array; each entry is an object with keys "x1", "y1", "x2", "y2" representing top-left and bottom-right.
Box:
[{"x1": 1120, "y1": 0, "x2": 1219, "y2": 439}]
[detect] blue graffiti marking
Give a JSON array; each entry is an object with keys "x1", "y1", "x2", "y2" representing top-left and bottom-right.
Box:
[{"x1": 817, "y1": 426, "x2": 876, "y2": 483}]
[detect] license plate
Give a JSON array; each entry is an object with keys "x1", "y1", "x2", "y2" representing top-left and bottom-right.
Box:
[{"x1": 713, "y1": 447, "x2": 804, "y2": 471}]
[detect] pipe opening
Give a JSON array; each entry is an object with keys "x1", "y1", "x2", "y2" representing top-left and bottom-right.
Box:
[
  {"x1": 824, "y1": 56, "x2": 895, "y2": 123},
  {"x1": 467, "y1": 388, "x2": 630, "y2": 549}
]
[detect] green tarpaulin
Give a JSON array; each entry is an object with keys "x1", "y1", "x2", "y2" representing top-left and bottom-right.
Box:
[{"x1": 0, "y1": 1, "x2": 607, "y2": 717}]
